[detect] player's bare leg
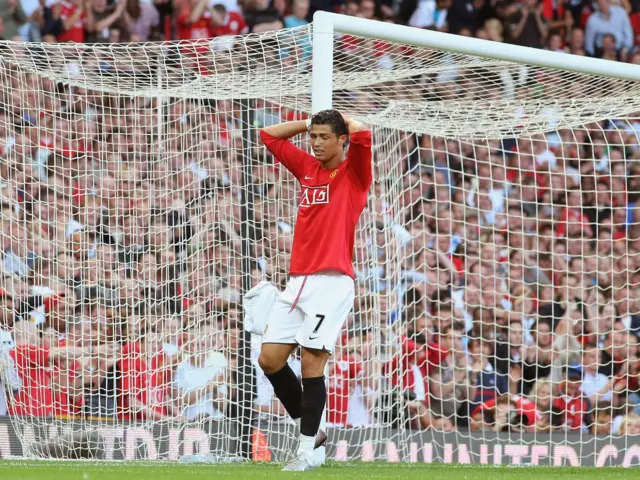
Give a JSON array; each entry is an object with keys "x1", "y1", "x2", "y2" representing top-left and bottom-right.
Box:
[
  {"x1": 282, "y1": 347, "x2": 330, "y2": 472},
  {"x1": 257, "y1": 343, "x2": 299, "y2": 375},
  {"x1": 258, "y1": 343, "x2": 303, "y2": 428}
]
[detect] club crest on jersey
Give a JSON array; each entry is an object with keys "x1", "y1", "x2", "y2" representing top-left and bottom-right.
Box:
[
  {"x1": 300, "y1": 185, "x2": 329, "y2": 208},
  {"x1": 330, "y1": 169, "x2": 338, "y2": 178}
]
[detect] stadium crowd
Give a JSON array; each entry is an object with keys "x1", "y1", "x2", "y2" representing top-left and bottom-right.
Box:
[{"x1": 0, "y1": 0, "x2": 638, "y2": 444}]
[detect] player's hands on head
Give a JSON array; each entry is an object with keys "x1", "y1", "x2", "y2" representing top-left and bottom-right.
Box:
[
  {"x1": 341, "y1": 113, "x2": 352, "y2": 133},
  {"x1": 341, "y1": 112, "x2": 367, "y2": 133}
]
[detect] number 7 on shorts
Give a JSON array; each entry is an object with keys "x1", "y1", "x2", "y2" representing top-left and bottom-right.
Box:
[{"x1": 312, "y1": 314, "x2": 325, "y2": 334}]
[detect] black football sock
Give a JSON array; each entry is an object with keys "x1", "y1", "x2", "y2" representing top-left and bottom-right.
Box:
[
  {"x1": 300, "y1": 376, "x2": 326, "y2": 437},
  {"x1": 265, "y1": 363, "x2": 302, "y2": 420}
]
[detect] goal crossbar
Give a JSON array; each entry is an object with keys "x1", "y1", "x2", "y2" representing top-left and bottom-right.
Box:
[{"x1": 311, "y1": 11, "x2": 640, "y2": 114}]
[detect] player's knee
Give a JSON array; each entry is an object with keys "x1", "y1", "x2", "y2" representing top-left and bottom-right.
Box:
[{"x1": 258, "y1": 351, "x2": 283, "y2": 375}]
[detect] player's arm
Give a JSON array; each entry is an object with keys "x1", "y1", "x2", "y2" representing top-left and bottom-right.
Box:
[
  {"x1": 188, "y1": 0, "x2": 208, "y2": 24},
  {"x1": 344, "y1": 117, "x2": 367, "y2": 133},
  {"x1": 343, "y1": 115, "x2": 372, "y2": 191},
  {"x1": 261, "y1": 120, "x2": 308, "y2": 139},
  {"x1": 259, "y1": 120, "x2": 312, "y2": 180}
]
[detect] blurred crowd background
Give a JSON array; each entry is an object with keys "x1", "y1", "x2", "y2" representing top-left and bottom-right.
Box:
[{"x1": 0, "y1": 0, "x2": 639, "y2": 445}]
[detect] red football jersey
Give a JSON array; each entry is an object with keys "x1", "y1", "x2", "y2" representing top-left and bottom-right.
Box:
[
  {"x1": 177, "y1": 10, "x2": 214, "y2": 40},
  {"x1": 119, "y1": 356, "x2": 167, "y2": 420},
  {"x1": 210, "y1": 11, "x2": 247, "y2": 37},
  {"x1": 553, "y1": 395, "x2": 590, "y2": 430},
  {"x1": 10, "y1": 345, "x2": 53, "y2": 416},
  {"x1": 260, "y1": 130, "x2": 372, "y2": 279},
  {"x1": 327, "y1": 354, "x2": 364, "y2": 425},
  {"x1": 55, "y1": 1, "x2": 86, "y2": 43}
]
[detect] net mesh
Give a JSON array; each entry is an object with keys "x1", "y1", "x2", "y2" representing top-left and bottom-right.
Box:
[{"x1": 0, "y1": 24, "x2": 639, "y2": 464}]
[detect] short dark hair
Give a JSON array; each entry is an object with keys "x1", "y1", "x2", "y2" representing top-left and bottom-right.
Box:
[
  {"x1": 310, "y1": 109, "x2": 348, "y2": 137},
  {"x1": 213, "y1": 4, "x2": 227, "y2": 13}
]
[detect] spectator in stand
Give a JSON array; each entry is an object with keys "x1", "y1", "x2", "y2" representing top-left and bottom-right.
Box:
[
  {"x1": 591, "y1": 402, "x2": 614, "y2": 434},
  {"x1": 340, "y1": 329, "x2": 378, "y2": 427},
  {"x1": 468, "y1": 336, "x2": 508, "y2": 405},
  {"x1": 599, "y1": 32, "x2": 620, "y2": 59},
  {"x1": 521, "y1": 319, "x2": 553, "y2": 395},
  {"x1": 174, "y1": 323, "x2": 228, "y2": 421},
  {"x1": 553, "y1": 366, "x2": 592, "y2": 432},
  {"x1": 385, "y1": 321, "x2": 448, "y2": 424},
  {"x1": 121, "y1": 0, "x2": 160, "y2": 41},
  {"x1": 9, "y1": 320, "x2": 116, "y2": 416},
  {"x1": 61, "y1": 319, "x2": 120, "y2": 417},
  {"x1": 284, "y1": 0, "x2": 308, "y2": 29},
  {"x1": 28, "y1": 0, "x2": 64, "y2": 41},
  {"x1": 599, "y1": 327, "x2": 631, "y2": 377},
  {"x1": 406, "y1": 0, "x2": 436, "y2": 28},
  {"x1": 1, "y1": 0, "x2": 28, "y2": 40},
  {"x1": 483, "y1": 17, "x2": 503, "y2": 40},
  {"x1": 210, "y1": 3, "x2": 246, "y2": 36},
  {"x1": 472, "y1": 393, "x2": 541, "y2": 432},
  {"x1": 580, "y1": 345, "x2": 618, "y2": 406},
  {"x1": 53, "y1": 0, "x2": 87, "y2": 43},
  {"x1": 619, "y1": 414, "x2": 640, "y2": 435},
  {"x1": 504, "y1": 0, "x2": 549, "y2": 48},
  {"x1": 527, "y1": 378, "x2": 552, "y2": 430},
  {"x1": 584, "y1": 0, "x2": 633, "y2": 58},
  {"x1": 568, "y1": 26, "x2": 586, "y2": 54},
  {"x1": 0, "y1": 329, "x2": 20, "y2": 416},
  {"x1": 547, "y1": 29, "x2": 567, "y2": 51},
  {"x1": 428, "y1": 322, "x2": 476, "y2": 426},
  {"x1": 494, "y1": 320, "x2": 525, "y2": 383},
  {"x1": 0, "y1": 291, "x2": 17, "y2": 330},
  {"x1": 243, "y1": 0, "x2": 282, "y2": 33},
  {"x1": 118, "y1": 331, "x2": 177, "y2": 420},
  {"x1": 447, "y1": 0, "x2": 484, "y2": 34},
  {"x1": 85, "y1": 0, "x2": 126, "y2": 43},
  {"x1": 540, "y1": 0, "x2": 573, "y2": 35},
  {"x1": 175, "y1": 0, "x2": 216, "y2": 40},
  {"x1": 355, "y1": 0, "x2": 376, "y2": 19}
]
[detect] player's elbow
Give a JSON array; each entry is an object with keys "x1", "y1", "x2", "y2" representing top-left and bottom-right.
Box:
[
  {"x1": 258, "y1": 128, "x2": 271, "y2": 144},
  {"x1": 348, "y1": 121, "x2": 367, "y2": 133}
]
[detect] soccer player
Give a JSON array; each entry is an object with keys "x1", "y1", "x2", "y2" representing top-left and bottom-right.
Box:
[{"x1": 258, "y1": 110, "x2": 372, "y2": 471}]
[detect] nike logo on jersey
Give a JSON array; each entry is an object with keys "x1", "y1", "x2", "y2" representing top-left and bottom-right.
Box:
[
  {"x1": 304, "y1": 176, "x2": 314, "y2": 180},
  {"x1": 308, "y1": 335, "x2": 319, "y2": 340}
]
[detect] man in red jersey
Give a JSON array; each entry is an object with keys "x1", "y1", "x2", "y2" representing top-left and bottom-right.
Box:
[
  {"x1": 209, "y1": 4, "x2": 247, "y2": 38},
  {"x1": 118, "y1": 333, "x2": 173, "y2": 421},
  {"x1": 553, "y1": 366, "x2": 592, "y2": 432},
  {"x1": 257, "y1": 110, "x2": 371, "y2": 471},
  {"x1": 54, "y1": 0, "x2": 87, "y2": 43}
]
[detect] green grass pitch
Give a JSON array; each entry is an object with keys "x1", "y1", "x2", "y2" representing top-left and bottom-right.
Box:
[{"x1": 0, "y1": 461, "x2": 636, "y2": 480}]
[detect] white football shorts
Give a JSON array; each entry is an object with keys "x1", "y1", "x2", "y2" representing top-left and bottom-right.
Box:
[{"x1": 261, "y1": 273, "x2": 355, "y2": 354}]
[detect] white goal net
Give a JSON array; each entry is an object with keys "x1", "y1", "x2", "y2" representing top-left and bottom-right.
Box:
[{"x1": 0, "y1": 22, "x2": 639, "y2": 466}]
